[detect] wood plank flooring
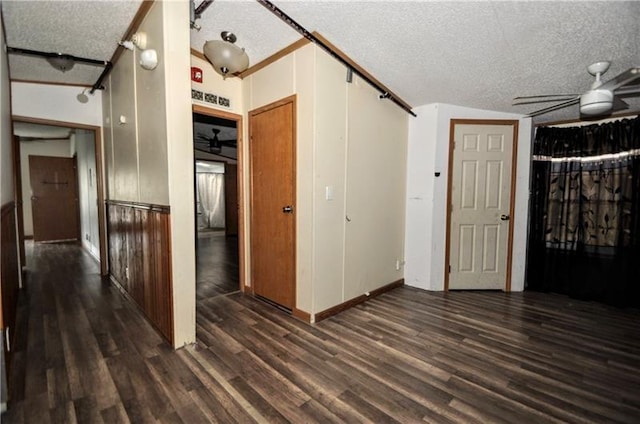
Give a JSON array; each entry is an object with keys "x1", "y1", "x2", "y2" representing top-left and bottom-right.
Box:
[
  {"x1": 197, "y1": 232, "x2": 239, "y2": 300},
  {"x1": 3, "y1": 241, "x2": 640, "y2": 423}
]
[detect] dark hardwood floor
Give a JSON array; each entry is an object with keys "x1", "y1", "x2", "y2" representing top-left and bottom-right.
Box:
[
  {"x1": 197, "y1": 231, "x2": 239, "y2": 300},
  {"x1": 3, "y1": 241, "x2": 640, "y2": 423}
]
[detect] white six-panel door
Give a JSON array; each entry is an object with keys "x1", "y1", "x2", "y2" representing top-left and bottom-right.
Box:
[{"x1": 448, "y1": 123, "x2": 515, "y2": 290}]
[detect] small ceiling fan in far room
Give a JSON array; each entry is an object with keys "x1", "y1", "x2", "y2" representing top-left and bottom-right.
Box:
[
  {"x1": 513, "y1": 61, "x2": 640, "y2": 118},
  {"x1": 196, "y1": 128, "x2": 223, "y2": 154}
]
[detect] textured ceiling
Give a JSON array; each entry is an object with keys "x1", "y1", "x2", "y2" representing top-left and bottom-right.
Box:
[
  {"x1": 13, "y1": 122, "x2": 73, "y2": 139},
  {"x1": 192, "y1": 0, "x2": 640, "y2": 123},
  {"x1": 3, "y1": 1, "x2": 639, "y2": 123},
  {"x1": 2, "y1": 0, "x2": 142, "y2": 86}
]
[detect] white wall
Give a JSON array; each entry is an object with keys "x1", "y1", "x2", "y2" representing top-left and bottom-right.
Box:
[
  {"x1": 19, "y1": 139, "x2": 72, "y2": 236},
  {"x1": 75, "y1": 130, "x2": 100, "y2": 258},
  {"x1": 405, "y1": 103, "x2": 532, "y2": 292},
  {"x1": 12, "y1": 82, "x2": 102, "y2": 127}
]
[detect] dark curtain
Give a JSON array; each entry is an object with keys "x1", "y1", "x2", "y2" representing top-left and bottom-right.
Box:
[{"x1": 527, "y1": 117, "x2": 640, "y2": 307}]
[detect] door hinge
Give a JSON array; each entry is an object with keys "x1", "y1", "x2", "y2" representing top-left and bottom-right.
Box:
[{"x1": 448, "y1": 265, "x2": 451, "y2": 273}]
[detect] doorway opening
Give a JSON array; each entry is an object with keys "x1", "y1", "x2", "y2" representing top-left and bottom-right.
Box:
[
  {"x1": 12, "y1": 118, "x2": 107, "y2": 275},
  {"x1": 192, "y1": 106, "x2": 244, "y2": 302}
]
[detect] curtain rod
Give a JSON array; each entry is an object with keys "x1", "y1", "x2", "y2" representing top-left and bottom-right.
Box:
[{"x1": 255, "y1": 0, "x2": 416, "y2": 117}]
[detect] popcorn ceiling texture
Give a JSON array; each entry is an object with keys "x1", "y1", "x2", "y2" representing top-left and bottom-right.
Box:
[
  {"x1": 2, "y1": 0, "x2": 142, "y2": 86},
  {"x1": 3, "y1": 0, "x2": 639, "y2": 123}
]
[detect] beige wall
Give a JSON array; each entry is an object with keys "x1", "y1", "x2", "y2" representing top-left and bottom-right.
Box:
[
  {"x1": 342, "y1": 75, "x2": 408, "y2": 302},
  {"x1": 137, "y1": 5, "x2": 169, "y2": 205},
  {"x1": 103, "y1": 0, "x2": 195, "y2": 347},
  {"x1": 244, "y1": 45, "x2": 409, "y2": 317},
  {"x1": 75, "y1": 130, "x2": 100, "y2": 259},
  {"x1": 191, "y1": 54, "x2": 243, "y2": 115},
  {"x1": 106, "y1": 1, "x2": 170, "y2": 205},
  {"x1": 1, "y1": 17, "x2": 13, "y2": 207},
  {"x1": 164, "y1": 0, "x2": 196, "y2": 348},
  {"x1": 108, "y1": 49, "x2": 139, "y2": 202},
  {"x1": 0, "y1": 15, "x2": 11, "y2": 408}
]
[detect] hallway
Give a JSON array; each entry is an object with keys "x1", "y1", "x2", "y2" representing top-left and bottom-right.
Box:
[
  {"x1": 4, "y1": 242, "x2": 640, "y2": 423},
  {"x1": 196, "y1": 232, "x2": 239, "y2": 301},
  {"x1": 4, "y1": 242, "x2": 184, "y2": 422}
]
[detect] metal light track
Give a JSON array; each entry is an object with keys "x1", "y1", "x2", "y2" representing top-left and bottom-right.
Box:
[
  {"x1": 6, "y1": 46, "x2": 108, "y2": 67},
  {"x1": 7, "y1": 46, "x2": 112, "y2": 93},
  {"x1": 255, "y1": 0, "x2": 416, "y2": 117}
]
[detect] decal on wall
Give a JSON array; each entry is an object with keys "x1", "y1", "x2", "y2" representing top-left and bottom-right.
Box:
[
  {"x1": 191, "y1": 66, "x2": 203, "y2": 83},
  {"x1": 191, "y1": 89, "x2": 231, "y2": 109},
  {"x1": 192, "y1": 89, "x2": 204, "y2": 101}
]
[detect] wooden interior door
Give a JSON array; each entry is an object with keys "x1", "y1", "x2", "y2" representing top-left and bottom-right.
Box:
[
  {"x1": 224, "y1": 163, "x2": 238, "y2": 236},
  {"x1": 249, "y1": 97, "x2": 295, "y2": 310},
  {"x1": 448, "y1": 122, "x2": 516, "y2": 290},
  {"x1": 29, "y1": 155, "x2": 80, "y2": 242}
]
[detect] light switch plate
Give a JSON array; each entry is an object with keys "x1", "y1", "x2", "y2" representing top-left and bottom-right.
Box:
[{"x1": 325, "y1": 186, "x2": 334, "y2": 200}]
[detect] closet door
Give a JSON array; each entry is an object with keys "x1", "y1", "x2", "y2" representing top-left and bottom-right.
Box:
[
  {"x1": 249, "y1": 96, "x2": 296, "y2": 310},
  {"x1": 447, "y1": 122, "x2": 517, "y2": 290}
]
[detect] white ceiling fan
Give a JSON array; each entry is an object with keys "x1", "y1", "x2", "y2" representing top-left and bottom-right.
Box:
[{"x1": 513, "y1": 61, "x2": 640, "y2": 118}]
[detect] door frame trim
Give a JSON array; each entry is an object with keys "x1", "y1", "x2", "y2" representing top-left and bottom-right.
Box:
[
  {"x1": 192, "y1": 104, "x2": 246, "y2": 292},
  {"x1": 444, "y1": 119, "x2": 519, "y2": 292},
  {"x1": 248, "y1": 94, "x2": 297, "y2": 310},
  {"x1": 11, "y1": 115, "x2": 108, "y2": 275}
]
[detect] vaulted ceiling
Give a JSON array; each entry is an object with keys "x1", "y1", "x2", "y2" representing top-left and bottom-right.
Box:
[{"x1": 2, "y1": 0, "x2": 639, "y2": 124}]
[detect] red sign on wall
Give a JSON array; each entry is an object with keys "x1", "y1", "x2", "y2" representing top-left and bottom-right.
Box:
[{"x1": 191, "y1": 67, "x2": 203, "y2": 83}]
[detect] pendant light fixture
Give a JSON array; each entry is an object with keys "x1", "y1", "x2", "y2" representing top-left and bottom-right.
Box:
[{"x1": 203, "y1": 31, "x2": 249, "y2": 78}]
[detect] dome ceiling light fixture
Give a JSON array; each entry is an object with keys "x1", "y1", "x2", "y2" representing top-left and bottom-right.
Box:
[
  {"x1": 46, "y1": 53, "x2": 76, "y2": 72},
  {"x1": 203, "y1": 31, "x2": 249, "y2": 78},
  {"x1": 5, "y1": 46, "x2": 110, "y2": 93}
]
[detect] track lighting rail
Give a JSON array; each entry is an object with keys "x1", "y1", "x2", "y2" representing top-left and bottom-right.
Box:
[
  {"x1": 6, "y1": 46, "x2": 108, "y2": 67},
  {"x1": 256, "y1": 0, "x2": 416, "y2": 117}
]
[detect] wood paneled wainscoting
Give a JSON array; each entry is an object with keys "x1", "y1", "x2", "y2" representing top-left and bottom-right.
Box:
[
  {"x1": 1, "y1": 202, "x2": 20, "y2": 367},
  {"x1": 107, "y1": 201, "x2": 173, "y2": 344}
]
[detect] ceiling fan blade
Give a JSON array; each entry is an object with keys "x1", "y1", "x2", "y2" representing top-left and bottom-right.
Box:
[
  {"x1": 513, "y1": 94, "x2": 580, "y2": 100},
  {"x1": 612, "y1": 97, "x2": 629, "y2": 111},
  {"x1": 615, "y1": 85, "x2": 640, "y2": 97},
  {"x1": 598, "y1": 67, "x2": 640, "y2": 91},
  {"x1": 528, "y1": 98, "x2": 580, "y2": 117},
  {"x1": 513, "y1": 97, "x2": 577, "y2": 106}
]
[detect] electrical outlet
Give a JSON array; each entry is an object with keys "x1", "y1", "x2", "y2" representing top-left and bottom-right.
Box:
[{"x1": 396, "y1": 260, "x2": 401, "y2": 270}]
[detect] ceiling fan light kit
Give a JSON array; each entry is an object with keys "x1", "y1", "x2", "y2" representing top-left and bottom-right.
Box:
[
  {"x1": 203, "y1": 31, "x2": 249, "y2": 78},
  {"x1": 580, "y1": 89, "x2": 613, "y2": 116}
]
